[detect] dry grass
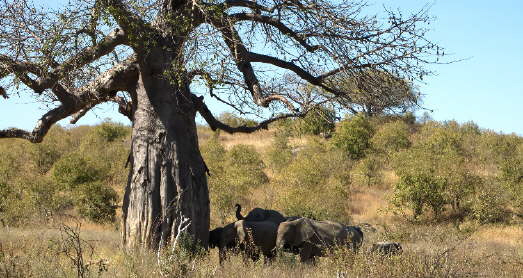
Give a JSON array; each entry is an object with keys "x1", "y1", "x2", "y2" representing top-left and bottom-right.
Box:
[
  {"x1": 219, "y1": 130, "x2": 274, "y2": 152},
  {"x1": 1, "y1": 221, "x2": 521, "y2": 277}
]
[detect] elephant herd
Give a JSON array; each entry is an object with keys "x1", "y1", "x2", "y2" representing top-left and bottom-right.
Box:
[{"x1": 208, "y1": 204, "x2": 365, "y2": 263}]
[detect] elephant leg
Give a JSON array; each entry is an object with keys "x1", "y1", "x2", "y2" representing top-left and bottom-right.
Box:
[
  {"x1": 263, "y1": 250, "x2": 276, "y2": 264},
  {"x1": 219, "y1": 249, "x2": 227, "y2": 265},
  {"x1": 299, "y1": 245, "x2": 315, "y2": 263}
]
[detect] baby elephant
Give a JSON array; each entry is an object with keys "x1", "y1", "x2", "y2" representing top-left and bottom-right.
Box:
[
  {"x1": 209, "y1": 220, "x2": 278, "y2": 263},
  {"x1": 370, "y1": 242, "x2": 403, "y2": 256}
]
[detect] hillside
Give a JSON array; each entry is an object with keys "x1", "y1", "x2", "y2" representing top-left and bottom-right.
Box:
[{"x1": 0, "y1": 115, "x2": 522, "y2": 277}]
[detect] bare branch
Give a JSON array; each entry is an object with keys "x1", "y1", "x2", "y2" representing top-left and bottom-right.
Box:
[
  {"x1": 228, "y1": 13, "x2": 324, "y2": 52},
  {"x1": 193, "y1": 95, "x2": 303, "y2": 134},
  {"x1": 1, "y1": 57, "x2": 138, "y2": 142},
  {"x1": 0, "y1": 105, "x2": 74, "y2": 143},
  {"x1": 210, "y1": 16, "x2": 296, "y2": 110},
  {"x1": 35, "y1": 28, "x2": 128, "y2": 92}
]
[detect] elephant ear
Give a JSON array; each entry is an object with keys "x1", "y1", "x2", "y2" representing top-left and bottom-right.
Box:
[{"x1": 294, "y1": 219, "x2": 314, "y2": 246}]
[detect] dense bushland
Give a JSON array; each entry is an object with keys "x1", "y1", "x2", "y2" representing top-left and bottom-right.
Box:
[{"x1": 1, "y1": 115, "x2": 522, "y2": 226}]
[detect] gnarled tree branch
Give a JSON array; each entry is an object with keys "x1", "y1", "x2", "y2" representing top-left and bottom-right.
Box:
[{"x1": 192, "y1": 94, "x2": 304, "y2": 134}]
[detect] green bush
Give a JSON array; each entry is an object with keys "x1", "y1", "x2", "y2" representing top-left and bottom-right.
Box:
[
  {"x1": 202, "y1": 139, "x2": 268, "y2": 223},
  {"x1": 266, "y1": 130, "x2": 293, "y2": 172},
  {"x1": 226, "y1": 144, "x2": 268, "y2": 190},
  {"x1": 294, "y1": 106, "x2": 336, "y2": 136},
  {"x1": 392, "y1": 173, "x2": 447, "y2": 218},
  {"x1": 52, "y1": 153, "x2": 106, "y2": 189},
  {"x1": 331, "y1": 114, "x2": 374, "y2": 159},
  {"x1": 94, "y1": 121, "x2": 130, "y2": 142},
  {"x1": 274, "y1": 141, "x2": 351, "y2": 222},
  {"x1": 471, "y1": 180, "x2": 509, "y2": 223},
  {"x1": 498, "y1": 144, "x2": 523, "y2": 214},
  {"x1": 75, "y1": 182, "x2": 118, "y2": 223},
  {"x1": 371, "y1": 120, "x2": 411, "y2": 154},
  {"x1": 352, "y1": 155, "x2": 383, "y2": 187},
  {"x1": 391, "y1": 123, "x2": 482, "y2": 220}
]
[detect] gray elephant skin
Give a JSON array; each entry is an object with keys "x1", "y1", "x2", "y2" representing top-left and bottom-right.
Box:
[
  {"x1": 236, "y1": 220, "x2": 278, "y2": 262},
  {"x1": 235, "y1": 204, "x2": 286, "y2": 224},
  {"x1": 276, "y1": 218, "x2": 364, "y2": 262},
  {"x1": 209, "y1": 219, "x2": 279, "y2": 263}
]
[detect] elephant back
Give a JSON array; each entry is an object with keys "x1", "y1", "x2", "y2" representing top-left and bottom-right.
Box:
[{"x1": 244, "y1": 208, "x2": 286, "y2": 224}]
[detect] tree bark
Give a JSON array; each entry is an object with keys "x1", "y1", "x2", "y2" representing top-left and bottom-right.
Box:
[{"x1": 121, "y1": 47, "x2": 209, "y2": 250}]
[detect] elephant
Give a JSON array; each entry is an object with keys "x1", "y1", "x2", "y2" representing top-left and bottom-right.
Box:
[
  {"x1": 235, "y1": 220, "x2": 279, "y2": 262},
  {"x1": 370, "y1": 241, "x2": 403, "y2": 256},
  {"x1": 275, "y1": 218, "x2": 364, "y2": 263},
  {"x1": 208, "y1": 219, "x2": 279, "y2": 264},
  {"x1": 235, "y1": 204, "x2": 286, "y2": 224},
  {"x1": 209, "y1": 222, "x2": 240, "y2": 263}
]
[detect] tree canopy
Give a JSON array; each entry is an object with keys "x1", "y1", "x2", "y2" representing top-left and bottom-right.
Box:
[{"x1": 0, "y1": 0, "x2": 443, "y2": 139}]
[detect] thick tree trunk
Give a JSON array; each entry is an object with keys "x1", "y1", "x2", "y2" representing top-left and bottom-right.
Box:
[{"x1": 121, "y1": 48, "x2": 209, "y2": 250}]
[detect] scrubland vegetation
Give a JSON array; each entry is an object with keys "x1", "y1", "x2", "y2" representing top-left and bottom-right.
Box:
[{"x1": 1, "y1": 114, "x2": 522, "y2": 277}]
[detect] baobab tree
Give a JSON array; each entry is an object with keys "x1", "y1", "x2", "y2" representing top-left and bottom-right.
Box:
[{"x1": 0, "y1": 0, "x2": 443, "y2": 250}]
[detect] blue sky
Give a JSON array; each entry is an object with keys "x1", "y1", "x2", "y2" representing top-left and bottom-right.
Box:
[{"x1": 1, "y1": 0, "x2": 522, "y2": 134}]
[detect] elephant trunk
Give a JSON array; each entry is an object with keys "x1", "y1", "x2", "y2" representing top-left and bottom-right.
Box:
[{"x1": 235, "y1": 204, "x2": 244, "y2": 220}]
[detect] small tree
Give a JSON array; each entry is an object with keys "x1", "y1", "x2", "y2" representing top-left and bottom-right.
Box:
[
  {"x1": 331, "y1": 114, "x2": 374, "y2": 159},
  {"x1": 294, "y1": 105, "x2": 336, "y2": 137},
  {"x1": 392, "y1": 123, "x2": 481, "y2": 219},
  {"x1": 371, "y1": 120, "x2": 411, "y2": 154},
  {"x1": 76, "y1": 182, "x2": 118, "y2": 223},
  {"x1": 266, "y1": 129, "x2": 293, "y2": 172}
]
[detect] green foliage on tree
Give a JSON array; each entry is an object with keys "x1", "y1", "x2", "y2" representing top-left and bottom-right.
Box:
[
  {"x1": 331, "y1": 114, "x2": 374, "y2": 159},
  {"x1": 201, "y1": 138, "x2": 268, "y2": 223},
  {"x1": 52, "y1": 153, "x2": 106, "y2": 189},
  {"x1": 371, "y1": 120, "x2": 411, "y2": 154},
  {"x1": 352, "y1": 155, "x2": 383, "y2": 187},
  {"x1": 266, "y1": 129, "x2": 293, "y2": 173},
  {"x1": 274, "y1": 140, "x2": 351, "y2": 222},
  {"x1": 226, "y1": 144, "x2": 269, "y2": 189},
  {"x1": 94, "y1": 121, "x2": 130, "y2": 142},
  {"x1": 498, "y1": 144, "x2": 523, "y2": 215},
  {"x1": 75, "y1": 182, "x2": 118, "y2": 223},
  {"x1": 471, "y1": 179, "x2": 509, "y2": 223},
  {"x1": 391, "y1": 122, "x2": 482, "y2": 220},
  {"x1": 294, "y1": 106, "x2": 336, "y2": 137}
]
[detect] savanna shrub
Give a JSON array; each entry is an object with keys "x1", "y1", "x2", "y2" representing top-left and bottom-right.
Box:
[
  {"x1": 266, "y1": 129, "x2": 293, "y2": 172},
  {"x1": 391, "y1": 123, "x2": 482, "y2": 220},
  {"x1": 32, "y1": 143, "x2": 62, "y2": 174},
  {"x1": 391, "y1": 173, "x2": 446, "y2": 218},
  {"x1": 352, "y1": 155, "x2": 383, "y2": 187},
  {"x1": 202, "y1": 139, "x2": 268, "y2": 223},
  {"x1": 274, "y1": 140, "x2": 351, "y2": 222},
  {"x1": 471, "y1": 180, "x2": 509, "y2": 223},
  {"x1": 226, "y1": 144, "x2": 268, "y2": 189},
  {"x1": 94, "y1": 121, "x2": 129, "y2": 142},
  {"x1": 371, "y1": 120, "x2": 411, "y2": 154},
  {"x1": 499, "y1": 145, "x2": 523, "y2": 214},
  {"x1": 294, "y1": 105, "x2": 336, "y2": 136},
  {"x1": 331, "y1": 113, "x2": 374, "y2": 159},
  {"x1": 52, "y1": 153, "x2": 105, "y2": 189},
  {"x1": 75, "y1": 182, "x2": 118, "y2": 223}
]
